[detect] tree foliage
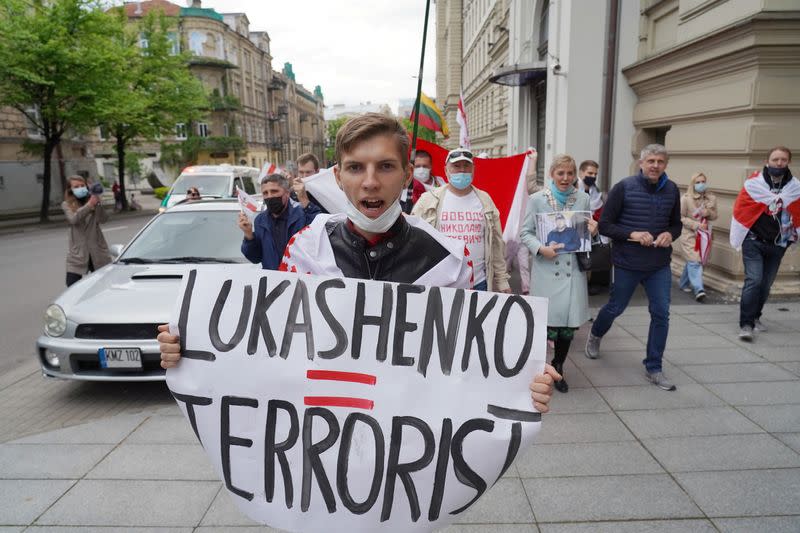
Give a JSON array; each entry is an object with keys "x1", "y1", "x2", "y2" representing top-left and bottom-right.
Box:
[
  {"x1": 99, "y1": 9, "x2": 208, "y2": 209},
  {"x1": 0, "y1": 0, "x2": 127, "y2": 221},
  {"x1": 401, "y1": 118, "x2": 437, "y2": 143},
  {"x1": 324, "y1": 116, "x2": 349, "y2": 164}
]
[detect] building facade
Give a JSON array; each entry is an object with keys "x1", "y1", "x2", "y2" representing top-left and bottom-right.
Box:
[
  {"x1": 437, "y1": 0, "x2": 798, "y2": 294},
  {"x1": 87, "y1": 0, "x2": 325, "y2": 188},
  {"x1": 624, "y1": 0, "x2": 800, "y2": 295}
]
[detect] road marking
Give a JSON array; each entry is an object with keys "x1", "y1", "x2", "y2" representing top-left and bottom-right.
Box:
[{"x1": 104, "y1": 225, "x2": 129, "y2": 232}]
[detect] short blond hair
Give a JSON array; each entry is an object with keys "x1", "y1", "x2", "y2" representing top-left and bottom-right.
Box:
[
  {"x1": 549, "y1": 154, "x2": 577, "y2": 176},
  {"x1": 335, "y1": 113, "x2": 410, "y2": 169}
]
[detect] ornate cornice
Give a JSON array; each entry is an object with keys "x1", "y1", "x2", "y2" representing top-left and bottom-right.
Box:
[{"x1": 623, "y1": 13, "x2": 800, "y2": 95}]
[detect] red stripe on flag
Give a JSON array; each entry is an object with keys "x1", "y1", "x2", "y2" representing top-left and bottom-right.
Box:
[
  {"x1": 306, "y1": 370, "x2": 377, "y2": 385},
  {"x1": 304, "y1": 397, "x2": 374, "y2": 410},
  {"x1": 410, "y1": 112, "x2": 444, "y2": 134}
]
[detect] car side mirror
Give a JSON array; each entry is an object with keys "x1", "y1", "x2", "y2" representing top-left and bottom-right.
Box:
[{"x1": 110, "y1": 244, "x2": 124, "y2": 260}]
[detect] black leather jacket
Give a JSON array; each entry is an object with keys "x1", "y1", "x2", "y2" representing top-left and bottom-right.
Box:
[{"x1": 326, "y1": 216, "x2": 451, "y2": 283}]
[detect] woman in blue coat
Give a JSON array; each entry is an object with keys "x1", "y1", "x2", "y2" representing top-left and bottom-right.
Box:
[{"x1": 521, "y1": 154, "x2": 598, "y2": 393}]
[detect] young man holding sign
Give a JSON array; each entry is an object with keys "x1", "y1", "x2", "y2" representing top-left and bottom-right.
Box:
[{"x1": 159, "y1": 113, "x2": 557, "y2": 411}]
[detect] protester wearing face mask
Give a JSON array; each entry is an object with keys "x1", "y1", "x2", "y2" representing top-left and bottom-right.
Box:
[
  {"x1": 731, "y1": 146, "x2": 800, "y2": 341},
  {"x1": 159, "y1": 114, "x2": 559, "y2": 414},
  {"x1": 238, "y1": 173, "x2": 320, "y2": 270},
  {"x1": 679, "y1": 172, "x2": 718, "y2": 302},
  {"x1": 410, "y1": 149, "x2": 447, "y2": 205},
  {"x1": 62, "y1": 175, "x2": 112, "y2": 287},
  {"x1": 412, "y1": 148, "x2": 511, "y2": 293}
]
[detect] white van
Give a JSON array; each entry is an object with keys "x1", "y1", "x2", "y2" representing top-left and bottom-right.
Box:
[{"x1": 161, "y1": 165, "x2": 260, "y2": 210}]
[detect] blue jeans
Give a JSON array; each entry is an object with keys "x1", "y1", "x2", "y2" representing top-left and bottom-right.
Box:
[
  {"x1": 739, "y1": 237, "x2": 786, "y2": 328},
  {"x1": 679, "y1": 261, "x2": 704, "y2": 294},
  {"x1": 473, "y1": 279, "x2": 488, "y2": 291},
  {"x1": 591, "y1": 265, "x2": 671, "y2": 373}
]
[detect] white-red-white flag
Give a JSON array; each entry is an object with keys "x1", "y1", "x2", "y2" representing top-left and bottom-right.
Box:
[
  {"x1": 730, "y1": 170, "x2": 800, "y2": 249},
  {"x1": 236, "y1": 187, "x2": 260, "y2": 221},
  {"x1": 457, "y1": 91, "x2": 470, "y2": 149},
  {"x1": 257, "y1": 160, "x2": 277, "y2": 182},
  {"x1": 695, "y1": 226, "x2": 712, "y2": 265}
]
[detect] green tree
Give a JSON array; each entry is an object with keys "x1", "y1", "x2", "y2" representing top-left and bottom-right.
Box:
[
  {"x1": 0, "y1": 0, "x2": 127, "y2": 221},
  {"x1": 324, "y1": 116, "x2": 348, "y2": 164},
  {"x1": 99, "y1": 9, "x2": 207, "y2": 210},
  {"x1": 401, "y1": 118, "x2": 437, "y2": 144}
]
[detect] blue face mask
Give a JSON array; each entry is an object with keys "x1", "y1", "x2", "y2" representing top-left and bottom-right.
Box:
[
  {"x1": 694, "y1": 182, "x2": 707, "y2": 193},
  {"x1": 72, "y1": 186, "x2": 89, "y2": 199},
  {"x1": 449, "y1": 172, "x2": 473, "y2": 190}
]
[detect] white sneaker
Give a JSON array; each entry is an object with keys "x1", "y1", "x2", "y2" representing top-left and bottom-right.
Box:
[
  {"x1": 754, "y1": 319, "x2": 768, "y2": 333},
  {"x1": 739, "y1": 325, "x2": 754, "y2": 341}
]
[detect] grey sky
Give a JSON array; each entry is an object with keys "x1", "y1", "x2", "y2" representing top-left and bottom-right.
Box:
[{"x1": 200, "y1": 0, "x2": 438, "y2": 113}]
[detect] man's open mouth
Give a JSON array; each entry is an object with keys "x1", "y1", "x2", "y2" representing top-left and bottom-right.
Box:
[{"x1": 361, "y1": 199, "x2": 385, "y2": 216}]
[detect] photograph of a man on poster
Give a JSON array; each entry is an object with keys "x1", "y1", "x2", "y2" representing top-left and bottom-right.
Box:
[{"x1": 536, "y1": 211, "x2": 592, "y2": 254}]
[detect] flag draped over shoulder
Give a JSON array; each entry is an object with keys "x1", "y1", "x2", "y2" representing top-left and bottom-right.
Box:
[
  {"x1": 278, "y1": 213, "x2": 472, "y2": 288},
  {"x1": 729, "y1": 170, "x2": 800, "y2": 250},
  {"x1": 410, "y1": 93, "x2": 450, "y2": 137},
  {"x1": 411, "y1": 138, "x2": 530, "y2": 244}
]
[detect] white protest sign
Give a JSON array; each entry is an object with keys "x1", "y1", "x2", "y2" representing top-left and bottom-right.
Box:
[{"x1": 167, "y1": 266, "x2": 547, "y2": 533}]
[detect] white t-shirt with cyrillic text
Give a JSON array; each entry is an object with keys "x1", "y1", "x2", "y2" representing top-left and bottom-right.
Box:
[{"x1": 438, "y1": 190, "x2": 486, "y2": 285}]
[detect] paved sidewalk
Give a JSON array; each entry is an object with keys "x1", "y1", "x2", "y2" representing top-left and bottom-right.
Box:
[{"x1": 1, "y1": 301, "x2": 799, "y2": 532}]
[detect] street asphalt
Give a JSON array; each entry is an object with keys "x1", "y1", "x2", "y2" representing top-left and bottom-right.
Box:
[{"x1": 1, "y1": 297, "x2": 798, "y2": 532}]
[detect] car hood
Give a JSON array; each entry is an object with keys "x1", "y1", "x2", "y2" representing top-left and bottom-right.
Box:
[{"x1": 54, "y1": 263, "x2": 253, "y2": 325}]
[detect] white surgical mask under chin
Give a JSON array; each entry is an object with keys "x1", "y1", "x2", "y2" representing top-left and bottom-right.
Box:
[{"x1": 345, "y1": 196, "x2": 402, "y2": 234}]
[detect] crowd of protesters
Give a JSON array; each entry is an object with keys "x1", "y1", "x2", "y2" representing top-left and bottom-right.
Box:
[{"x1": 85, "y1": 115, "x2": 789, "y2": 398}]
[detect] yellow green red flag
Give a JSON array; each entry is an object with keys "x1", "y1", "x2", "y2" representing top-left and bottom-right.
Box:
[{"x1": 410, "y1": 93, "x2": 450, "y2": 137}]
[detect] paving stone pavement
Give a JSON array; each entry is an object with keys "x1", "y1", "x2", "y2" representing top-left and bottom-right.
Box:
[{"x1": 1, "y1": 302, "x2": 799, "y2": 532}]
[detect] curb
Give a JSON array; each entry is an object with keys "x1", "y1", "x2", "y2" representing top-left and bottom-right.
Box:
[{"x1": 0, "y1": 209, "x2": 159, "y2": 237}]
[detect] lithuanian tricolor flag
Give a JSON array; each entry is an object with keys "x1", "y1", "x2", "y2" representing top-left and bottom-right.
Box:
[{"x1": 410, "y1": 93, "x2": 450, "y2": 137}]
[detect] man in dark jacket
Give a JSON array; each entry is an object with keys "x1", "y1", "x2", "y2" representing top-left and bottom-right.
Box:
[
  {"x1": 585, "y1": 144, "x2": 682, "y2": 391},
  {"x1": 239, "y1": 173, "x2": 320, "y2": 269}
]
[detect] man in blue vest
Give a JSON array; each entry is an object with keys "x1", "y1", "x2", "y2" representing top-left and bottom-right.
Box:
[
  {"x1": 239, "y1": 173, "x2": 320, "y2": 269},
  {"x1": 585, "y1": 144, "x2": 682, "y2": 391}
]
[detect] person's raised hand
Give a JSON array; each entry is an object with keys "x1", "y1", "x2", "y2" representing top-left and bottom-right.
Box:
[{"x1": 238, "y1": 212, "x2": 254, "y2": 240}]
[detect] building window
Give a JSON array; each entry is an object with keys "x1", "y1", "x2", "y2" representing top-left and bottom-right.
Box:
[
  {"x1": 98, "y1": 125, "x2": 109, "y2": 140},
  {"x1": 223, "y1": 123, "x2": 229, "y2": 137},
  {"x1": 197, "y1": 123, "x2": 209, "y2": 137},
  {"x1": 138, "y1": 33, "x2": 149, "y2": 50},
  {"x1": 538, "y1": 1, "x2": 549, "y2": 60},
  {"x1": 175, "y1": 123, "x2": 187, "y2": 140},
  {"x1": 167, "y1": 32, "x2": 179, "y2": 55},
  {"x1": 24, "y1": 105, "x2": 42, "y2": 138}
]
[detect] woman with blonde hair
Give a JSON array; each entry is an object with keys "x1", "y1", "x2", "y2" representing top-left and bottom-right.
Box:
[
  {"x1": 62, "y1": 175, "x2": 111, "y2": 286},
  {"x1": 521, "y1": 154, "x2": 598, "y2": 393},
  {"x1": 679, "y1": 172, "x2": 718, "y2": 301}
]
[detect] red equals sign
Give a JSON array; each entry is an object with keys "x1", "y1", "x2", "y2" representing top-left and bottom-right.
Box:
[{"x1": 304, "y1": 370, "x2": 377, "y2": 410}]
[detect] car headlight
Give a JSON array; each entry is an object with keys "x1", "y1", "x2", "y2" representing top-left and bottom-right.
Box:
[{"x1": 44, "y1": 304, "x2": 67, "y2": 337}]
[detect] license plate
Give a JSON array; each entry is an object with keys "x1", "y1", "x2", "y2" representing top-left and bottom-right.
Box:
[{"x1": 99, "y1": 347, "x2": 142, "y2": 369}]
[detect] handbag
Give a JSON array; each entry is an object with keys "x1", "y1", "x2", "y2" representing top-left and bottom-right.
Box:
[
  {"x1": 589, "y1": 239, "x2": 612, "y2": 272},
  {"x1": 576, "y1": 251, "x2": 592, "y2": 272}
]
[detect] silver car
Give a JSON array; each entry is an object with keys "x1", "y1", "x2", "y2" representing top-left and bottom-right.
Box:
[{"x1": 37, "y1": 199, "x2": 258, "y2": 381}]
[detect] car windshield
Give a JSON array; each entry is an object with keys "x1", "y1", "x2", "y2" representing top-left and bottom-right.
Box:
[
  {"x1": 172, "y1": 174, "x2": 230, "y2": 197},
  {"x1": 119, "y1": 210, "x2": 248, "y2": 263}
]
